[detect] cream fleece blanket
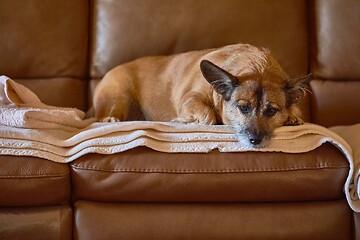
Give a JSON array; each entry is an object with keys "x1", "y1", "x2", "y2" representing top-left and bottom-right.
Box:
[
  {"x1": 0, "y1": 76, "x2": 95, "y2": 131},
  {"x1": 0, "y1": 76, "x2": 359, "y2": 212}
]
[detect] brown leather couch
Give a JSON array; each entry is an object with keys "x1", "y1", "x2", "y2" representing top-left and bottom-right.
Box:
[{"x1": 0, "y1": 0, "x2": 359, "y2": 239}]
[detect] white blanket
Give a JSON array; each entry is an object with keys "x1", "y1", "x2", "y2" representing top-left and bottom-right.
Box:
[
  {"x1": 0, "y1": 76, "x2": 359, "y2": 212},
  {"x1": 329, "y1": 124, "x2": 360, "y2": 212},
  {"x1": 0, "y1": 76, "x2": 95, "y2": 131}
]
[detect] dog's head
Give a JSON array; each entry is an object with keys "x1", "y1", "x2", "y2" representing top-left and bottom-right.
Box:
[{"x1": 200, "y1": 54, "x2": 310, "y2": 147}]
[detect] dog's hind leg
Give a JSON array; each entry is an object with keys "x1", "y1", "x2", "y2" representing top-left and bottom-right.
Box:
[
  {"x1": 173, "y1": 92, "x2": 217, "y2": 125},
  {"x1": 94, "y1": 92, "x2": 132, "y2": 122},
  {"x1": 93, "y1": 77, "x2": 132, "y2": 122}
]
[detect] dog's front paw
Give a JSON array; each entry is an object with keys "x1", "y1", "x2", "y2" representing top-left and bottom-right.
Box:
[
  {"x1": 101, "y1": 116, "x2": 121, "y2": 123},
  {"x1": 284, "y1": 116, "x2": 304, "y2": 126},
  {"x1": 171, "y1": 118, "x2": 193, "y2": 124},
  {"x1": 172, "y1": 112, "x2": 217, "y2": 125}
]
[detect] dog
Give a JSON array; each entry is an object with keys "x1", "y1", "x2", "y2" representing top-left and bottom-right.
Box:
[{"x1": 93, "y1": 44, "x2": 310, "y2": 147}]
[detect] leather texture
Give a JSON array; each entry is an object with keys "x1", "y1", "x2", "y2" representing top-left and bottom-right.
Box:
[
  {"x1": 311, "y1": 0, "x2": 360, "y2": 80},
  {"x1": 309, "y1": 0, "x2": 360, "y2": 126},
  {"x1": 0, "y1": 0, "x2": 89, "y2": 79},
  {"x1": 17, "y1": 78, "x2": 87, "y2": 110},
  {"x1": 355, "y1": 212, "x2": 360, "y2": 240},
  {"x1": 71, "y1": 144, "x2": 348, "y2": 203},
  {"x1": 0, "y1": 205, "x2": 72, "y2": 240},
  {"x1": 90, "y1": 0, "x2": 308, "y2": 79},
  {"x1": 310, "y1": 80, "x2": 360, "y2": 127},
  {"x1": 0, "y1": 156, "x2": 70, "y2": 206},
  {"x1": 74, "y1": 200, "x2": 352, "y2": 240}
]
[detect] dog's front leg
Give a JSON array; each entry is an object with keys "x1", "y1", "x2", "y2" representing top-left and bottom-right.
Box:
[
  {"x1": 173, "y1": 92, "x2": 217, "y2": 125},
  {"x1": 284, "y1": 105, "x2": 304, "y2": 126}
]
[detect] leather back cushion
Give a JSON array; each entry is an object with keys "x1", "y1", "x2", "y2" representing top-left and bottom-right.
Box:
[
  {"x1": 90, "y1": 0, "x2": 309, "y2": 79},
  {"x1": 310, "y1": 0, "x2": 360, "y2": 126},
  {"x1": 0, "y1": 0, "x2": 88, "y2": 79},
  {"x1": 310, "y1": 80, "x2": 360, "y2": 127}
]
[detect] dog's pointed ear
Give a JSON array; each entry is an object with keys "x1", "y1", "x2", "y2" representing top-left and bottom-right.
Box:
[
  {"x1": 200, "y1": 60, "x2": 239, "y2": 101},
  {"x1": 285, "y1": 73, "x2": 312, "y2": 106}
]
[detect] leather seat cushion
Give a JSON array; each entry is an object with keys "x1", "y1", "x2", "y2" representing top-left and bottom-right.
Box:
[{"x1": 71, "y1": 143, "x2": 349, "y2": 202}]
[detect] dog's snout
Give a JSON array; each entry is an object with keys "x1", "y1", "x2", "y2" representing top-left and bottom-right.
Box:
[
  {"x1": 247, "y1": 130, "x2": 264, "y2": 146},
  {"x1": 249, "y1": 136, "x2": 262, "y2": 145},
  {"x1": 244, "y1": 120, "x2": 270, "y2": 146}
]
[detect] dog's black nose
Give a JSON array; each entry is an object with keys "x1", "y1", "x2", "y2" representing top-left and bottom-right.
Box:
[{"x1": 249, "y1": 138, "x2": 262, "y2": 145}]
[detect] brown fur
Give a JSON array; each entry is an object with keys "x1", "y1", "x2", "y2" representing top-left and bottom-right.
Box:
[{"x1": 93, "y1": 44, "x2": 310, "y2": 147}]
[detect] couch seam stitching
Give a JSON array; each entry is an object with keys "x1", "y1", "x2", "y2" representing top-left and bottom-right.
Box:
[
  {"x1": 0, "y1": 172, "x2": 70, "y2": 178},
  {"x1": 70, "y1": 164, "x2": 349, "y2": 173}
]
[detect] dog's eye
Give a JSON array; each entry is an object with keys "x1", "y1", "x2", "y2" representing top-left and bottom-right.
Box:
[
  {"x1": 264, "y1": 107, "x2": 279, "y2": 117},
  {"x1": 238, "y1": 104, "x2": 251, "y2": 114}
]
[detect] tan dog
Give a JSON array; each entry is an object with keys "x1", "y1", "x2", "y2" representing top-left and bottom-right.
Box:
[{"x1": 93, "y1": 44, "x2": 310, "y2": 147}]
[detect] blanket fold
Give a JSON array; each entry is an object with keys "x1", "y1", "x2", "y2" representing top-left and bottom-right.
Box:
[
  {"x1": 0, "y1": 76, "x2": 359, "y2": 213},
  {"x1": 0, "y1": 75, "x2": 95, "y2": 131}
]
